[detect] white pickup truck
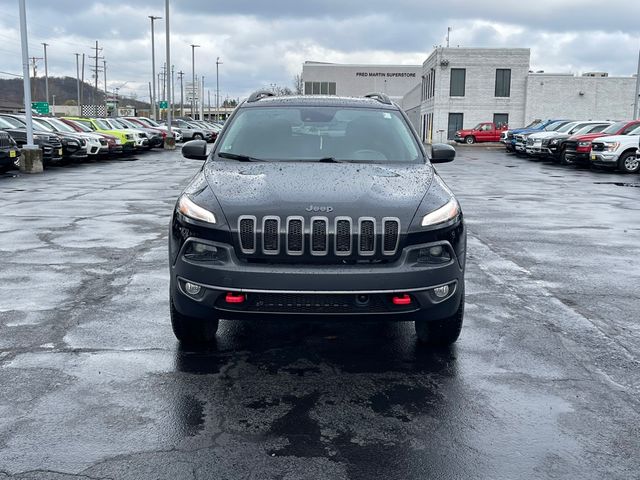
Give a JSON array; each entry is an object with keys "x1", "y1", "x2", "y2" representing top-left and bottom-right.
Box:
[{"x1": 590, "y1": 126, "x2": 640, "y2": 173}]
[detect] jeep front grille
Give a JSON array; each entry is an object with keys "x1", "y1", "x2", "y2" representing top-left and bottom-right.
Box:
[{"x1": 236, "y1": 215, "x2": 400, "y2": 258}]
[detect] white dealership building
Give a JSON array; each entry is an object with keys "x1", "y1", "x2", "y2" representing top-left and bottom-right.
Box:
[{"x1": 302, "y1": 48, "x2": 639, "y2": 142}]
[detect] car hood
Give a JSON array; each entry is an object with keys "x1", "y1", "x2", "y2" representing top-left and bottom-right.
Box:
[
  {"x1": 592, "y1": 134, "x2": 640, "y2": 144},
  {"x1": 569, "y1": 132, "x2": 613, "y2": 142},
  {"x1": 529, "y1": 131, "x2": 559, "y2": 140},
  {"x1": 203, "y1": 161, "x2": 435, "y2": 227}
]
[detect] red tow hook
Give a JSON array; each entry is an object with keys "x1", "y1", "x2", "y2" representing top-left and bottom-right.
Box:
[
  {"x1": 392, "y1": 294, "x2": 412, "y2": 305},
  {"x1": 225, "y1": 292, "x2": 246, "y2": 304}
]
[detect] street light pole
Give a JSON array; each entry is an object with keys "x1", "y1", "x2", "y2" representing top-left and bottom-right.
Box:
[
  {"x1": 200, "y1": 75, "x2": 205, "y2": 120},
  {"x1": 634, "y1": 48, "x2": 640, "y2": 120},
  {"x1": 42, "y1": 42, "x2": 49, "y2": 108},
  {"x1": 164, "y1": 0, "x2": 175, "y2": 149},
  {"x1": 149, "y1": 15, "x2": 162, "y2": 121},
  {"x1": 216, "y1": 57, "x2": 222, "y2": 121},
  {"x1": 190, "y1": 44, "x2": 200, "y2": 119},
  {"x1": 75, "y1": 53, "x2": 81, "y2": 116},
  {"x1": 19, "y1": 0, "x2": 34, "y2": 147}
]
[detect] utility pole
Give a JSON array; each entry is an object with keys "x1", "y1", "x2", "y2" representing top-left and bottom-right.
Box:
[
  {"x1": 190, "y1": 44, "x2": 200, "y2": 119},
  {"x1": 75, "y1": 53, "x2": 81, "y2": 115},
  {"x1": 208, "y1": 89, "x2": 211, "y2": 120},
  {"x1": 149, "y1": 15, "x2": 162, "y2": 121},
  {"x1": 164, "y1": 0, "x2": 174, "y2": 148},
  {"x1": 81, "y1": 53, "x2": 85, "y2": 106},
  {"x1": 446, "y1": 27, "x2": 451, "y2": 48},
  {"x1": 161, "y1": 63, "x2": 166, "y2": 102},
  {"x1": 148, "y1": 81, "x2": 152, "y2": 116},
  {"x1": 634, "y1": 48, "x2": 640, "y2": 120},
  {"x1": 89, "y1": 40, "x2": 104, "y2": 106},
  {"x1": 200, "y1": 75, "x2": 205, "y2": 121},
  {"x1": 29, "y1": 56, "x2": 42, "y2": 100},
  {"x1": 171, "y1": 64, "x2": 175, "y2": 118},
  {"x1": 42, "y1": 43, "x2": 49, "y2": 107},
  {"x1": 216, "y1": 57, "x2": 222, "y2": 121},
  {"x1": 103, "y1": 59, "x2": 108, "y2": 112},
  {"x1": 177, "y1": 70, "x2": 184, "y2": 117}
]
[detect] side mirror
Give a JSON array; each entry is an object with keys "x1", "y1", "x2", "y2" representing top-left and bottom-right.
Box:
[
  {"x1": 182, "y1": 139, "x2": 208, "y2": 160},
  {"x1": 431, "y1": 143, "x2": 456, "y2": 163}
]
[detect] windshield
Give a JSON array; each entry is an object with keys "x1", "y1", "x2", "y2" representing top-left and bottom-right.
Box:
[
  {"x1": 217, "y1": 106, "x2": 422, "y2": 163},
  {"x1": 106, "y1": 119, "x2": 127, "y2": 129},
  {"x1": 525, "y1": 119, "x2": 542, "y2": 129},
  {"x1": 556, "y1": 122, "x2": 579, "y2": 133},
  {"x1": 600, "y1": 121, "x2": 626, "y2": 134},
  {"x1": 117, "y1": 119, "x2": 137, "y2": 128},
  {"x1": 137, "y1": 117, "x2": 159, "y2": 127},
  {"x1": 544, "y1": 121, "x2": 568, "y2": 131},
  {"x1": 45, "y1": 118, "x2": 77, "y2": 133},
  {"x1": 0, "y1": 116, "x2": 24, "y2": 128},
  {"x1": 568, "y1": 123, "x2": 593, "y2": 134},
  {"x1": 32, "y1": 119, "x2": 55, "y2": 132},
  {"x1": 627, "y1": 126, "x2": 640, "y2": 135},
  {"x1": 0, "y1": 117, "x2": 17, "y2": 129},
  {"x1": 94, "y1": 119, "x2": 112, "y2": 130},
  {"x1": 68, "y1": 119, "x2": 93, "y2": 132}
]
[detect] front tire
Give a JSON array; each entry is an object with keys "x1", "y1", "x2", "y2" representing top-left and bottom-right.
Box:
[
  {"x1": 465, "y1": 136, "x2": 475, "y2": 145},
  {"x1": 618, "y1": 151, "x2": 640, "y2": 174},
  {"x1": 193, "y1": 133, "x2": 204, "y2": 141},
  {"x1": 170, "y1": 299, "x2": 219, "y2": 345},
  {"x1": 560, "y1": 149, "x2": 574, "y2": 166},
  {"x1": 415, "y1": 289, "x2": 464, "y2": 346}
]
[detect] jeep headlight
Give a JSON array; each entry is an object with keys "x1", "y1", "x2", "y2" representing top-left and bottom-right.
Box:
[
  {"x1": 177, "y1": 195, "x2": 216, "y2": 224},
  {"x1": 603, "y1": 142, "x2": 620, "y2": 152},
  {"x1": 422, "y1": 198, "x2": 460, "y2": 227},
  {"x1": 549, "y1": 139, "x2": 559, "y2": 146}
]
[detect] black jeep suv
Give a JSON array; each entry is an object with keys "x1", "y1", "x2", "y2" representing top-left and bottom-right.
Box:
[{"x1": 169, "y1": 92, "x2": 466, "y2": 346}]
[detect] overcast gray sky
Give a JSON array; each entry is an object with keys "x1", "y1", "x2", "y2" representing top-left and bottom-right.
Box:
[{"x1": 0, "y1": 0, "x2": 639, "y2": 102}]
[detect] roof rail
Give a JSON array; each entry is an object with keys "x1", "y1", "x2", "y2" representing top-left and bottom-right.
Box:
[
  {"x1": 247, "y1": 90, "x2": 276, "y2": 103},
  {"x1": 364, "y1": 92, "x2": 392, "y2": 105}
]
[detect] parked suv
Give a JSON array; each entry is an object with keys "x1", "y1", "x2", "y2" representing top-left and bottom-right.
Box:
[
  {"x1": 171, "y1": 119, "x2": 211, "y2": 141},
  {"x1": 0, "y1": 130, "x2": 20, "y2": 173},
  {"x1": 169, "y1": 91, "x2": 466, "y2": 346},
  {"x1": 0, "y1": 115, "x2": 63, "y2": 165}
]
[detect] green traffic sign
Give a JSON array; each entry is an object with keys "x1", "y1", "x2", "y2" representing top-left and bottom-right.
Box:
[
  {"x1": 31, "y1": 101, "x2": 49, "y2": 114},
  {"x1": 158, "y1": 101, "x2": 168, "y2": 109}
]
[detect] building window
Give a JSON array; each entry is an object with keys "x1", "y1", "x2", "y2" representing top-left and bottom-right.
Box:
[
  {"x1": 493, "y1": 113, "x2": 509, "y2": 128},
  {"x1": 495, "y1": 69, "x2": 511, "y2": 97},
  {"x1": 304, "y1": 81, "x2": 336, "y2": 95},
  {"x1": 450, "y1": 68, "x2": 465, "y2": 97}
]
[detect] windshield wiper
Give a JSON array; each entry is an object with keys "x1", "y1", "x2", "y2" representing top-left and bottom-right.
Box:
[{"x1": 217, "y1": 152, "x2": 264, "y2": 162}]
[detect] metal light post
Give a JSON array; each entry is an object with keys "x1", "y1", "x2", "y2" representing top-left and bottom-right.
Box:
[
  {"x1": 149, "y1": 15, "x2": 162, "y2": 121},
  {"x1": 634, "y1": 48, "x2": 640, "y2": 120},
  {"x1": 190, "y1": 44, "x2": 200, "y2": 119},
  {"x1": 52, "y1": 94, "x2": 56, "y2": 116},
  {"x1": 75, "y1": 53, "x2": 81, "y2": 115},
  {"x1": 216, "y1": 57, "x2": 222, "y2": 121},
  {"x1": 164, "y1": 0, "x2": 175, "y2": 149},
  {"x1": 19, "y1": 0, "x2": 34, "y2": 147},
  {"x1": 200, "y1": 75, "x2": 205, "y2": 120},
  {"x1": 42, "y1": 42, "x2": 49, "y2": 107}
]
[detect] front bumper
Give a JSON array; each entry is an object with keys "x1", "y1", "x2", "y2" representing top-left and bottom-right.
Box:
[
  {"x1": 564, "y1": 150, "x2": 591, "y2": 164},
  {"x1": 170, "y1": 236, "x2": 465, "y2": 323},
  {"x1": 590, "y1": 152, "x2": 620, "y2": 166},
  {"x1": 525, "y1": 144, "x2": 544, "y2": 156}
]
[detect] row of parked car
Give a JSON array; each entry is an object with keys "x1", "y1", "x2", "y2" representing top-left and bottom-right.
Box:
[
  {"x1": 0, "y1": 114, "x2": 223, "y2": 173},
  {"x1": 500, "y1": 119, "x2": 640, "y2": 174}
]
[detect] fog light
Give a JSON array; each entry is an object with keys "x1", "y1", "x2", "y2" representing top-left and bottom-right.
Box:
[
  {"x1": 417, "y1": 245, "x2": 451, "y2": 264},
  {"x1": 433, "y1": 285, "x2": 450, "y2": 298},
  {"x1": 185, "y1": 282, "x2": 202, "y2": 295},
  {"x1": 184, "y1": 242, "x2": 220, "y2": 262}
]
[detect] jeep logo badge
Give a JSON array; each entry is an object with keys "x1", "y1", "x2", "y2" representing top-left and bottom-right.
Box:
[{"x1": 306, "y1": 205, "x2": 334, "y2": 213}]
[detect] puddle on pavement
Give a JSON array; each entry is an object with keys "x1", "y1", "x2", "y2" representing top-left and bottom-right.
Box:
[{"x1": 593, "y1": 182, "x2": 640, "y2": 188}]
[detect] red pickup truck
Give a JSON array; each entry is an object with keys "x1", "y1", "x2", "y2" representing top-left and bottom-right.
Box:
[
  {"x1": 454, "y1": 122, "x2": 508, "y2": 144},
  {"x1": 563, "y1": 120, "x2": 640, "y2": 165}
]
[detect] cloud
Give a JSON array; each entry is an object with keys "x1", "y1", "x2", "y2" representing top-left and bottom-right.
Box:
[{"x1": 0, "y1": 1, "x2": 638, "y2": 101}]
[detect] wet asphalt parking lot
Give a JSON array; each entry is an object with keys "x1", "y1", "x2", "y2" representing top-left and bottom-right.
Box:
[{"x1": 0, "y1": 146, "x2": 639, "y2": 479}]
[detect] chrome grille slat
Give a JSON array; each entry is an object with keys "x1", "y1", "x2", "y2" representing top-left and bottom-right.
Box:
[
  {"x1": 310, "y1": 216, "x2": 329, "y2": 256},
  {"x1": 262, "y1": 216, "x2": 280, "y2": 255},
  {"x1": 334, "y1": 217, "x2": 352, "y2": 256},
  {"x1": 382, "y1": 217, "x2": 400, "y2": 255},
  {"x1": 358, "y1": 217, "x2": 376, "y2": 256},
  {"x1": 286, "y1": 216, "x2": 304, "y2": 255}
]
